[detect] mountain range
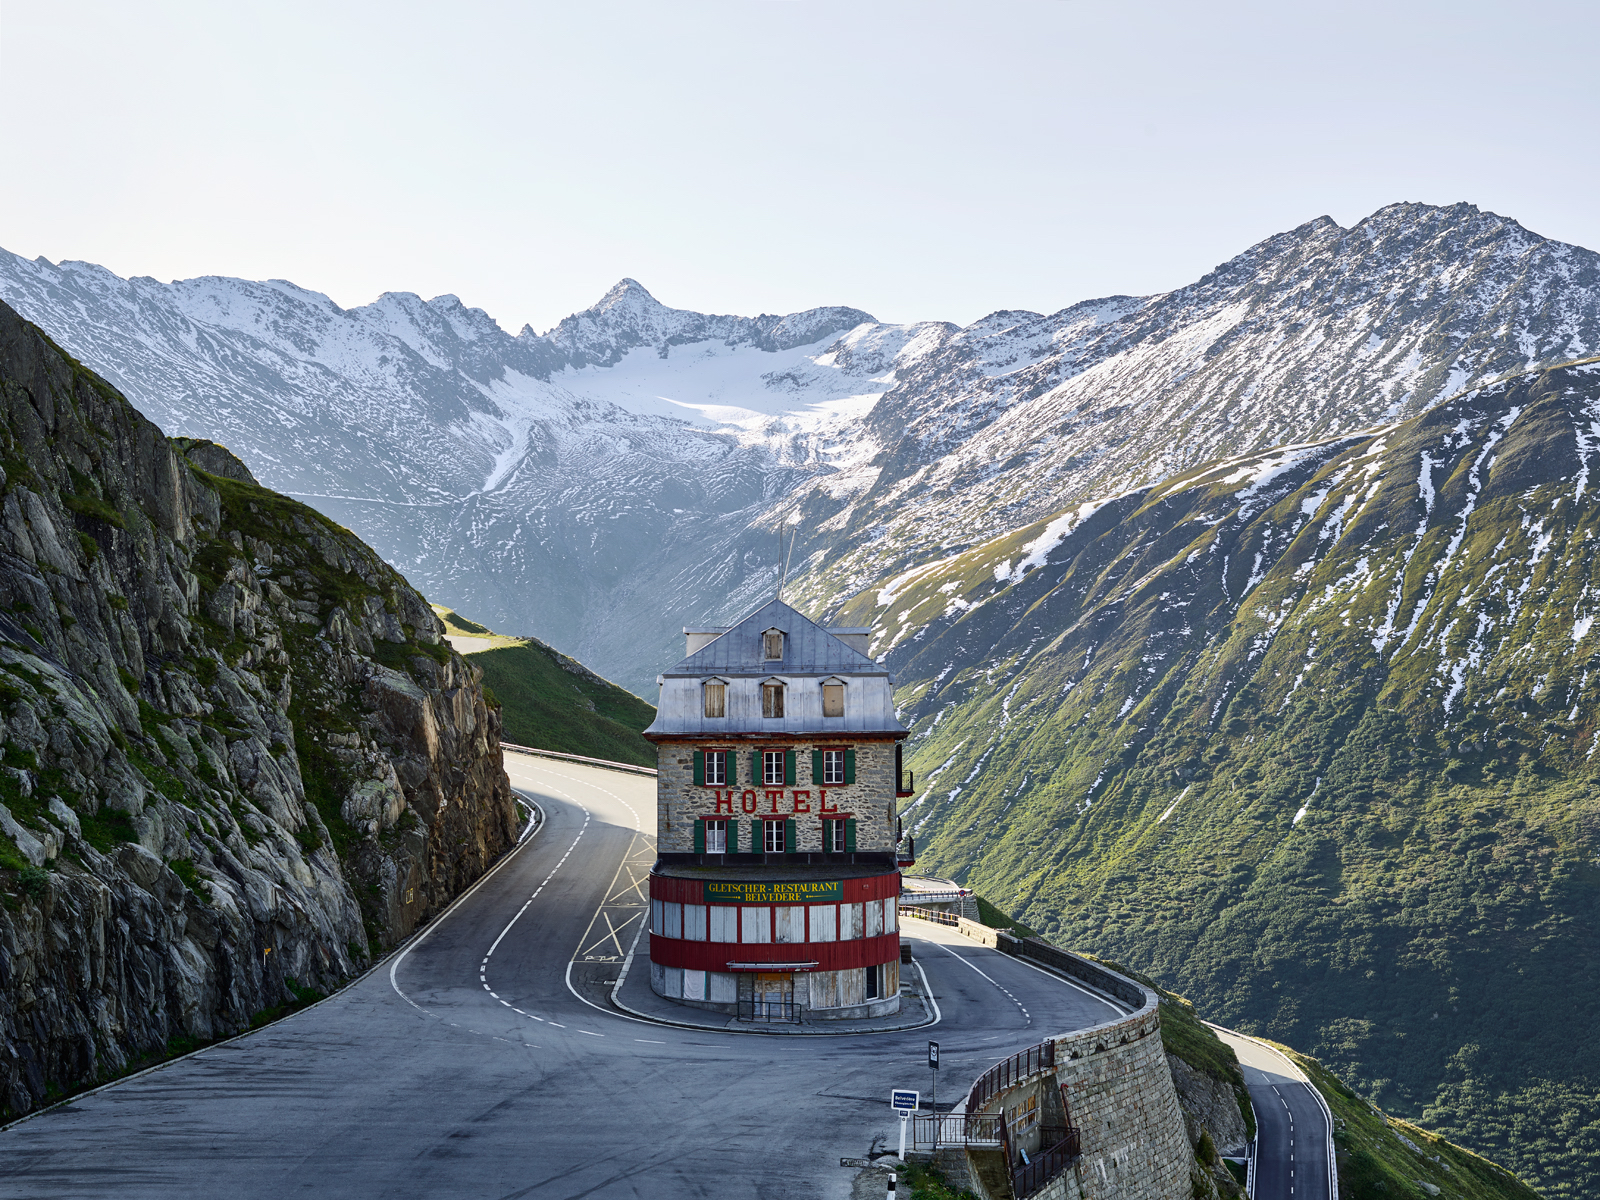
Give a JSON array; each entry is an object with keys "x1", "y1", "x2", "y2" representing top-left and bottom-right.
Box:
[
  {"x1": 5, "y1": 200, "x2": 1600, "y2": 1194},
  {"x1": 5, "y1": 202, "x2": 1597, "y2": 696}
]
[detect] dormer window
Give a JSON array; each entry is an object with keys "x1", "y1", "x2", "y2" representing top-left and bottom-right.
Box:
[
  {"x1": 821, "y1": 677, "x2": 846, "y2": 719},
  {"x1": 762, "y1": 628, "x2": 785, "y2": 660},
  {"x1": 761, "y1": 678, "x2": 786, "y2": 718},
  {"x1": 702, "y1": 679, "x2": 726, "y2": 719}
]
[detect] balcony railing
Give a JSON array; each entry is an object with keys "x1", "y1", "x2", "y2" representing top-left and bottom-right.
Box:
[{"x1": 967, "y1": 1040, "x2": 1056, "y2": 1113}]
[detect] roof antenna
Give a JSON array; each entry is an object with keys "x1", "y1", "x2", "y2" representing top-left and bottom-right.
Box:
[{"x1": 778, "y1": 515, "x2": 797, "y2": 601}]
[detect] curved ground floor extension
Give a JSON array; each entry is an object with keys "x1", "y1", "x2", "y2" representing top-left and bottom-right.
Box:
[{"x1": 0, "y1": 755, "x2": 1123, "y2": 1200}]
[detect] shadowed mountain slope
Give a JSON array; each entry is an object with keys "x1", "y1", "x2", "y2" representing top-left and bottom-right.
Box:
[{"x1": 850, "y1": 359, "x2": 1600, "y2": 1197}]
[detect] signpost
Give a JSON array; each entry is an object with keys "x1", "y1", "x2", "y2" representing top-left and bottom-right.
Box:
[
  {"x1": 928, "y1": 1041, "x2": 939, "y2": 1146},
  {"x1": 891, "y1": 1089, "x2": 919, "y2": 1160}
]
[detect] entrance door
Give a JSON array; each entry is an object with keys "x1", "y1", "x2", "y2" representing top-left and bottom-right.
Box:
[{"x1": 754, "y1": 972, "x2": 793, "y2": 1020}]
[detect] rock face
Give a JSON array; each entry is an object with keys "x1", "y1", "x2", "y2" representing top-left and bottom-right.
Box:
[{"x1": 0, "y1": 301, "x2": 516, "y2": 1120}]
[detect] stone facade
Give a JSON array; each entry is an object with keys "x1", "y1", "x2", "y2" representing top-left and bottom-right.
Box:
[{"x1": 653, "y1": 737, "x2": 899, "y2": 853}]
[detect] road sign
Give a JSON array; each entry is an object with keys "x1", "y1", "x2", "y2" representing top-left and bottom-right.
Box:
[
  {"x1": 928, "y1": 1041, "x2": 939, "y2": 1070},
  {"x1": 891, "y1": 1089, "x2": 919, "y2": 1112}
]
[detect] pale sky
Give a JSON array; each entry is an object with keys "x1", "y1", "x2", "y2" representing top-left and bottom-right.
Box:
[{"x1": 1, "y1": 1, "x2": 1595, "y2": 334}]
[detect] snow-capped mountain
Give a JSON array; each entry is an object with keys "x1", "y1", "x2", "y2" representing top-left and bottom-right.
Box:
[{"x1": 2, "y1": 202, "x2": 1596, "y2": 694}]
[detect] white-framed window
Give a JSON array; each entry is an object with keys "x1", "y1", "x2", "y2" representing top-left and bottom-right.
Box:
[
  {"x1": 824, "y1": 818, "x2": 847, "y2": 853},
  {"x1": 762, "y1": 681, "x2": 785, "y2": 718},
  {"x1": 763, "y1": 628, "x2": 784, "y2": 660},
  {"x1": 705, "y1": 818, "x2": 727, "y2": 854},
  {"x1": 704, "y1": 750, "x2": 728, "y2": 786},
  {"x1": 763, "y1": 819, "x2": 786, "y2": 853},
  {"x1": 822, "y1": 681, "x2": 845, "y2": 718},
  {"x1": 822, "y1": 749, "x2": 846, "y2": 785},
  {"x1": 703, "y1": 681, "x2": 726, "y2": 718},
  {"x1": 762, "y1": 750, "x2": 786, "y2": 785}
]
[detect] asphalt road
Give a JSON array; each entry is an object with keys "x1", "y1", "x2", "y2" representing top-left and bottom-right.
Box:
[
  {"x1": 1214, "y1": 1028, "x2": 1334, "y2": 1200},
  {"x1": 1, "y1": 755, "x2": 1123, "y2": 1200}
]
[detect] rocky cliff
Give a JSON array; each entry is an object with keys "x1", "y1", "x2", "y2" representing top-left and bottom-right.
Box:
[{"x1": 0, "y1": 300, "x2": 516, "y2": 1120}]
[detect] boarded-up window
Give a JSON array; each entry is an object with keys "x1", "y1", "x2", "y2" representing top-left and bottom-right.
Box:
[
  {"x1": 709, "y1": 905, "x2": 739, "y2": 942},
  {"x1": 775, "y1": 905, "x2": 806, "y2": 943},
  {"x1": 762, "y1": 683, "x2": 785, "y2": 718},
  {"x1": 763, "y1": 630, "x2": 784, "y2": 659},
  {"x1": 703, "y1": 682, "x2": 725, "y2": 718},
  {"x1": 842, "y1": 902, "x2": 864, "y2": 940},
  {"x1": 682, "y1": 969, "x2": 706, "y2": 1001},
  {"x1": 822, "y1": 683, "x2": 844, "y2": 717},
  {"x1": 809, "y1": 904, "x2": 838, "y2": 942},
  {"x1": 865, "y1": 899, "x2": 883, "y2": 937},
  {"x1": 884, "y1": 896, "x2": 897, "y2": 933},
  {"x1": 663, "y1": 901, "x2": 682, "y2": 940},
  {"x1": 683, "y1": 903, "x2": 707, "y2": 941},
  {"x1": 741, "y1": 906, "x2": 771, "y2": 943}
]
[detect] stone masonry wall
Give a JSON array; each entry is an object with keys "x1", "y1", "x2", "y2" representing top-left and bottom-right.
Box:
[
  {"x1": 1053, "y1": 1002, "x2": 1193, "y2": 1200},
  {"x1": 653, "y1": 738, "x2": 898, "y2": 852}
]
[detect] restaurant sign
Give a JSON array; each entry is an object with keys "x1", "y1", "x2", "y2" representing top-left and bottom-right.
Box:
[{"x1": 703, "y1": 880, "x2": 843, "y2": 904}]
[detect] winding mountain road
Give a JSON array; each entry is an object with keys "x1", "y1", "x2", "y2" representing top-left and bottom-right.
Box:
[
  {"x1": 1214, "y1": 1028, "x2": 1334, "y2": 1200},
  {"x1": 1, "y1": 754, "x2": 1121, "y2": 1199}
]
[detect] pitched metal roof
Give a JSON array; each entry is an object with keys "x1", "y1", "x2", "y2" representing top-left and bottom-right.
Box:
[{"x1": 664, "y1": 598, "x2": 880, "y2": 677}]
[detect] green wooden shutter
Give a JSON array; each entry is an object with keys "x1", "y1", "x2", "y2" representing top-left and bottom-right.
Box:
[
  {"x1": 811, "y1": 749, "x2": 823, "y2": 783},
  {"x1": 784, "y1": 751, "x2": 796, "y2": 785},
  {"x1": 784, "y1": 818, "x2": 796, "y2": 855},
  {"x1": 844, "y1": 748, "x2": 856, "y2": 785},
  {"x1": 751, "y1": 818, "x2": 763, "y2": 853},
  {"x1": 729, "y1": 819, "x2": 741, "y2": 854},
  {"x1": 693, "y1": 750, "x2": 705, "y2": 787},
  {"x1": 845, "y1": 817, "x2": 857, "y2": 853},
  {"x1": 694, "y1": 818, "x2": 705, "y2": 854},
  {"x1": 750, "y1": 750, "x2": 761, "y2": 785}
]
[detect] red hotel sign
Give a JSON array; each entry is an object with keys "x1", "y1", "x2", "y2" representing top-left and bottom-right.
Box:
[{"x1": 707, "y1": 789, "x2": 841, "y2": 814}]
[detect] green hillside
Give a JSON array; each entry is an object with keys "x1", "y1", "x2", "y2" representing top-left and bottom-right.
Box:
[
  {"x1": 847, "y1": 361, "x2": 1600, "y2": 1197},
  {"x1": 435, "y1": 608, "x2": 655, "y2": 767}
]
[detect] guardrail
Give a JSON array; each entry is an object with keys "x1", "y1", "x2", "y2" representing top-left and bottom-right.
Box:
[
  {"x1": 999, "y1": 934, "x2": 1146, "y2": 1011},
  {"x1": 501, "y1": 743, "x2": 658, "y2": 777},
  {"x1": 968, "y1": 1040, "x2": 1056, "y2": 1114},
  {"x1": 901, "y1": 905, "x2": 958, "y2": 927}
]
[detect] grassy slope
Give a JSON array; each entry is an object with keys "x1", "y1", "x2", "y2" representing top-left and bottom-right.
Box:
[
  {"x1": 436, "y1": 608, "x2": 655, "y2": 767},
  {"x1": 863, "y1": 366, "x2": 1600, "y2": 1197},
  {"x1": 975, "y1": 898, "x2": 1537, "y2": 1200}
]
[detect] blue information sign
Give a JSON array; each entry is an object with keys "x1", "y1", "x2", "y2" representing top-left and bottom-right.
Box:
[{"x1": 891, "y1": 1089, "x2": 919, "y2": 1112}]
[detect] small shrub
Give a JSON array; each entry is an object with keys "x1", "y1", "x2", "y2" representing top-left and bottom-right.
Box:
[{"x1": 17, "y1": 863, "x2": 48, "y2": 899}]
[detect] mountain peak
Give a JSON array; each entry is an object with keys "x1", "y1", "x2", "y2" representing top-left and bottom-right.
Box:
[{"x1": 592, "y1": 277, "x2": 663, "y2": 314}]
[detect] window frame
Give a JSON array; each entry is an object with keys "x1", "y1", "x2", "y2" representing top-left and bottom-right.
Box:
[
  {"x1": 704, "y1": 818, "x2": 727, "y2": 854},
  {"x1": 763, "y1": 818, "x2": 786, "y2": 853},
  {"x1": 761, "y1": 750, "x2": 786, "y2": 786},
  {"x1": 761, "y1": 678, "x2": 786, "y2": 718},
  {"x1": 821, "y1": 677, "x2": 846, "y2": 719},
  {"x1": 823, "y1": 817, "x2": 847, "y2": 853},
  {"x1": 704, "y1": 749, "x2": 728, "y2": 787},
  {"x1": 821, "y1": 747, "x2": 846, "y2": 786},
  {"x1": 702, "y1": 678, "x2": 727, "y2": 719},
  {"x1": 762, "y1": 628, "x2": 785, "y2": 660}
]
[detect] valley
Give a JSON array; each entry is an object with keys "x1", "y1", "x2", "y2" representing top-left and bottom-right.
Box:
[{"x1": 2, "y1": 200, "x2": 1597, "y2": 1195}]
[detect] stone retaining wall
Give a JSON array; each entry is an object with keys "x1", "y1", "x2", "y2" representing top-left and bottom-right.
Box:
[{"x1": 954, "y1": 937, "x2": 1192, "y2": 1200}]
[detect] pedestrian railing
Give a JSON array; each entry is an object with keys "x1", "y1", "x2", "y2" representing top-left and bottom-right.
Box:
[
  {"x1": 912, "y1": 1112, "x2": 1003, "y2": 1148},
  {"x1": 736, "y1": 997, "x2": 800, "y2": 1023},
  {"x1": 1012, "y1": 1126, "x2": 1082, "y2": 1199},
  {"x1": 967, "y1": 1040, "x2": 1056, "y2": 1113}
]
